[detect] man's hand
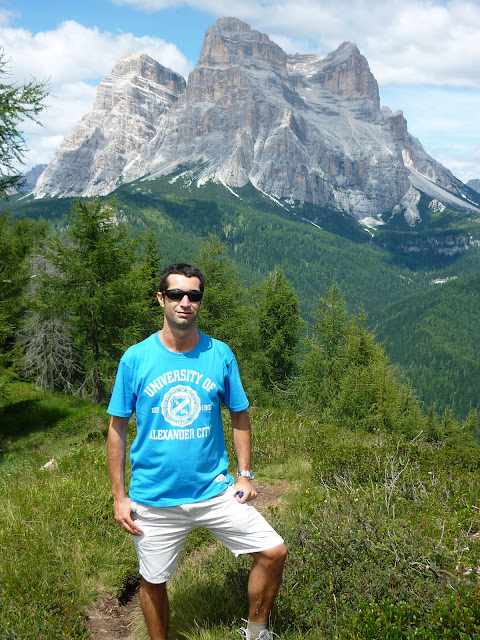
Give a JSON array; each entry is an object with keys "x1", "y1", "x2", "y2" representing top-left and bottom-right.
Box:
[
  {"x1": 113, "y1": 495, "x2": 144, "y2": 536},
  {"x1": 235, "y1": 477, "x2": 258, "y2": 503}
]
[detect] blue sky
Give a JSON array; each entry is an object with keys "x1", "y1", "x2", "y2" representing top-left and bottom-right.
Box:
[
  {"x1": 5, "y1": 0, "x2": 211, "y2": 66},
  {"x1": 1, "y1": 0, "x2": 479, "y2": 182}
]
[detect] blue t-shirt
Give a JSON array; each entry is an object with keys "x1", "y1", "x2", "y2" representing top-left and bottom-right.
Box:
[{"x1": 107, "y1": 331, "x2": 249, "y2": 507}]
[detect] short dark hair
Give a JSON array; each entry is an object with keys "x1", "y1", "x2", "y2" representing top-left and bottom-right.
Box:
[{"x1": 158, "y1": 263, "x2": 205, "y2": 293}]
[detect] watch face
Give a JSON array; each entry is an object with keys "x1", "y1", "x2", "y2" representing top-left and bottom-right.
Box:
[{"x1": 238, "y1": 470, "x2": 254, "y2": 480}]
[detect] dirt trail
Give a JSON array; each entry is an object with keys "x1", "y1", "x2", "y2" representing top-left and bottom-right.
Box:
[{"x1": 87, "y1": 482, "x2": 288, "y2": 640}]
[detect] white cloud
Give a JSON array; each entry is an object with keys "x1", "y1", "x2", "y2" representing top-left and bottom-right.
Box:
[
  {"x1": 360, "y1": 1, "x2": 480, "y2": 87},
  {"x1": 0, "y1": 18, "x2": 193, "y2": 169},
  {"x1": 381, "y1": 87, "x2": 480, "y2": 139},
  {"x1": 112, "y1": 0, "x2": 185, "y2": 8},
  {"x1": 0, "y1": 8, "x2": 15, "y2": 26},
  {"x1": 0, "y1": 19, "x2": 192, "y2": 83},
  {"x1": 20, "y1": 82, "x2": 97, "y2": 167},
  {"x1": 428, "y1": 143, "x2": 480, "y2": 184}
]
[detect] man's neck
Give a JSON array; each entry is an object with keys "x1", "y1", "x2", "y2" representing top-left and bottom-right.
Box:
[{"x1": 158, "y1": 324, "x2": 200, "y2": 353}]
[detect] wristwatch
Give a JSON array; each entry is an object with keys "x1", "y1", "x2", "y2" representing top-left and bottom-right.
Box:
[{"x1": 237, "y1": 470, "x2": 254, "y2": 480}]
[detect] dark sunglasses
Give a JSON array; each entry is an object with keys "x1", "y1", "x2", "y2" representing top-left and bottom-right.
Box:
[{"x1": 163, "y1": 289, "x2": 204, "y2": 302}]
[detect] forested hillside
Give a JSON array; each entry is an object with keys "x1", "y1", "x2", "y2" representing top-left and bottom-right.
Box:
[
  {"x1": 4, "y1": 175, "x2": 480, "y2": 419},
  {"x1": 377, "y1": 274, "x2": 480, "y2": 418},
  {"x1": 3, "y1": 176, "x2": 429, "y2": 320}
]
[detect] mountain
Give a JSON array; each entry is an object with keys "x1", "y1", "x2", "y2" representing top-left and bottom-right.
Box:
[
  {"x1": 35, "y1": 17, "x2": 479, "y2": 227},
  {"x1": 467, "y1": 179, "x2": 480, "y2": 194},
  {"x1": 5, "y1": 164, "x2": 47, "y2": 196},
  {"x1": 35, "y1": 53, "x2": 186, "y2": 199},
  {"x1": 19, "y1": 164, "x2": 47, "y2": 191}
]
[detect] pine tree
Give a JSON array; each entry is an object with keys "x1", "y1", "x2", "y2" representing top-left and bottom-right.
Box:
[
  {"x1": 0, "y1": 214, "x2": 18, "y2": 356},
  {"x1": 19, "y1": 250, "x2": 80, "y2": 392},
  {"x1": 296, "y1": 284, "x2": 424, "y2": 435},
  {"x1": 463, "y1": 409, "x2": 480, "y2": 446},
  {"x1": 255, "y1": 266, "x2": 302, "y2": 391},
  {"x1": 195, "y1": 234, "x2": 260, "y2": 397},
  {"x1": 0, "y1": 214, "x2": 48, "y2": 363},
  {"x1": 297, "y1": 284, "x2": 350, "y2": 410},
  {"x1": 195, "y1": 234, "x2": 249, "y2": 353},
  {"x1": 0, "y1": 50, "x2": 48, "y2": 197},
  {"x1": 134, "y1": 228, "x2": 162, "y2": 339},
  {"x1": 45, "y1": 198, "x2": 138, "y2": 402}
]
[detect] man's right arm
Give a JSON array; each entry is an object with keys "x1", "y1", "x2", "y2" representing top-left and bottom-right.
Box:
[{"x1": 107, "y1": 415, "x2": 143, "y2": 536}]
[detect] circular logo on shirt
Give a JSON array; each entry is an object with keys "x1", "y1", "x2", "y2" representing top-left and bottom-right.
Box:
[{"x1": 161, "y1": 385, "x2": 201, "y2": 427}]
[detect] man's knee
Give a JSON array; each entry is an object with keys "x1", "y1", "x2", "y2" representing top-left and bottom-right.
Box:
[
  {"x1": 271, "y1": 542, "x2": 287, "y2": 566},
  {"x1": 140, "y1": 577, "x2": 168, "y2": 595},
  {"x1": 253, "y1": 543, "x2": 287, "y2": 567}
]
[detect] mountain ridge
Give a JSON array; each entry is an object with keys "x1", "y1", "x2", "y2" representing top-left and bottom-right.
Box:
[
  {"x1": 34, "y1": 17, "x2": 479, "y2": 227},
  {"x1": 467, "y1": 178, "x2": 480, "y2": 194}
]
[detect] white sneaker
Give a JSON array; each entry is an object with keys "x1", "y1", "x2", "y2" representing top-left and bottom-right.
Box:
[
  {"x1": 259, "y1": 631, "x2": 281, "y2": 640},
  {"x1": 238, "y1": 628, "x2": 281, "y2": 640}
]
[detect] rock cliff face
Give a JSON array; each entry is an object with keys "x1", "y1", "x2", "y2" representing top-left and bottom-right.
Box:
[
  {"x1": 19, "y1": 164, "x2": 47, "y2": 191},
  {"x1": 35, "y1": 18, "x2": 478, "y2": 224},
  {"x1": 35, "y1": 53, "x2": 185, "y2": 198},
  {"x1": 467, "y1": 179, "x2": 480, "y2": 194}
]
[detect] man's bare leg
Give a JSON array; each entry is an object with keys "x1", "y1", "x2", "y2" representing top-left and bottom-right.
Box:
[
  {"x1": 139, "y1": 578, "x2": 169, "y2": 640},
  {"x1": 248, "y1": 544, "x2": 287, "y2": 622}
]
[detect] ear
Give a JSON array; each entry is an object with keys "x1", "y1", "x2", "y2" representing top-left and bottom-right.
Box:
[{"x1": 157, "y1": 291, "x2": 165, "y2": 308}]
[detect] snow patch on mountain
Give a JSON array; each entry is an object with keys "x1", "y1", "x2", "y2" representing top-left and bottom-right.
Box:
[{"x1": 409, "y1": 169, "x2": 480, "y2": 213}]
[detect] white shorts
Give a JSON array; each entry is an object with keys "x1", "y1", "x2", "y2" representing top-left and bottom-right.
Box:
[{"x1": 130, "y1": 485, "x2": 284, "y2": 584}]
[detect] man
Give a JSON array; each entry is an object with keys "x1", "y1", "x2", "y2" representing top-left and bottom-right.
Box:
[{"x1": 107, "y1": 263, "x2": 287, "y2": 640}]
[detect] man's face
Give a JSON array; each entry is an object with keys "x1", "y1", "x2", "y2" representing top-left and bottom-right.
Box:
[{"x1": 157, "y1": 274, "x2": 203, "y2": 331}]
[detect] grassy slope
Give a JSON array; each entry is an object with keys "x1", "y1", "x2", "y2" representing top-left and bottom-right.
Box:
[
  {"x1": 1, "y1": 382, "x2": 480, "y2": 639},
  {"x1": 0, "y1": 382, "x2": 137, "y2": 639}
]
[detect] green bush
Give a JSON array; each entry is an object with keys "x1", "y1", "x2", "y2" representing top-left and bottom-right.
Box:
[
  {"x1": 273, "y1": 419, "x2": 480, "y2": 639},
  {"x1": 345, "y1": 586, "x2": 480, "y2": 639}
]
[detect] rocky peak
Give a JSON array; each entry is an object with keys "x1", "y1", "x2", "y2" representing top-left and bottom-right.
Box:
[
  {"x1": 35, "y1": 54, "x2": 185, "y2": 198},
  {"x1": 467, "y1": 179, "x2": 480, "y2": 194},
  {"x1": 103, "y1": 52, "x2": 181, "y2": 86},
  {"x1": 308, "y1": 41, "x2": 380, "y2": 120},
  {"x1": 215, "y1": 16, "x2": 252, "y2": 33},
  {"x1": 313, "y1": 42, "x2": 378, "y2": 100},
  {"x1": 94, "y1": 52, "x2": 185, "y2": 117},
  {"x1": 197, "y1": 17, "x2": 287, "y2": 74},
  {"x1": 185, "y1": 16, "x2": 291, "y2": 110},
  {"x1": 21, "y1": 164, "x2": 47, "y2": 191}
]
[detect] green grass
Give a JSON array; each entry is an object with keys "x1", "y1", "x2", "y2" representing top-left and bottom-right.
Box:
[
  {"x1": 0, "y1": 381, "x2": 138, "y2": 639},
  {"x1": 1, "y1": 383, "x2": 479, "y2": 639}
]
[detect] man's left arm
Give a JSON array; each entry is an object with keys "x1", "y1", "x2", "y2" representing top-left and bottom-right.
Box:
[{"x1": 230, "y1": 408, "x2": 258, "y2": 503}]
